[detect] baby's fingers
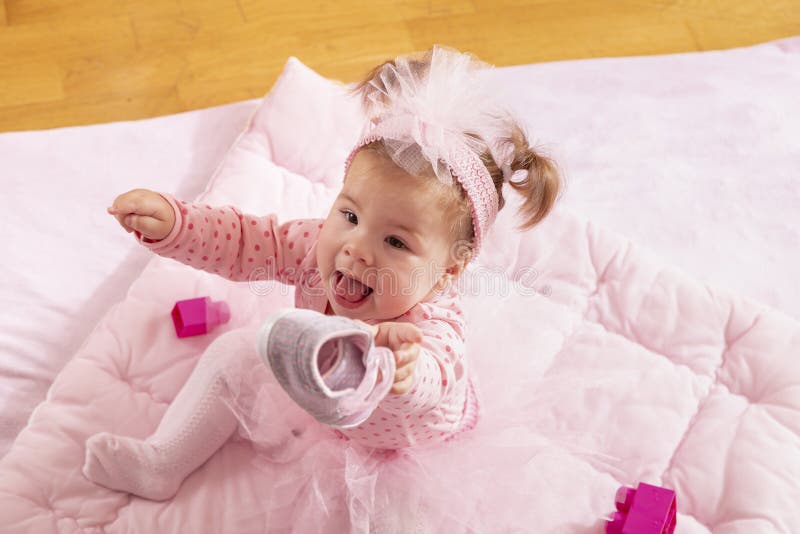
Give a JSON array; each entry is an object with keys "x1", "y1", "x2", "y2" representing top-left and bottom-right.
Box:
[
  {"x1": 391, "y1": 373, "x2": 414, "y2": 395},
  {"x1": 107, "y1": 189, "x2": 175, "y2": 240},
  {"x1": 387, "y1": 323, "x2": 423, "y2": 349},
  {"x1": 392, "y1": 343, "x2": 419, "y2": 388},
  {"x1": 393, "y1": 361, "x2": 415, "y2": 384},
  {"x1": 108, "y1": 189, "x2": 163, "y2": 218},
  {"x1": 108, "y1": 193, "x2": 142, "y2": 217},
  {"x1": 107, "y1": 210, "x2": 134, "y2": 233},
  {"x1": 394, "y1": 342, "x2": 420, "y2": 368},
  {"x1": 123, "y1": 214, "x2": 165, "y2": 237}
]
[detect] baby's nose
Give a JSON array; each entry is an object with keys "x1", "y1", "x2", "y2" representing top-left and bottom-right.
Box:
[{"x1": 343, "y1": 242, "x2": 373, "y2": 265}]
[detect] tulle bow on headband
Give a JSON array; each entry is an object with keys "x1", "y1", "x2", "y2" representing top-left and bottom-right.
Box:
[{"x1": 345, "y1": 46, "x2": 520, "y2": 256}]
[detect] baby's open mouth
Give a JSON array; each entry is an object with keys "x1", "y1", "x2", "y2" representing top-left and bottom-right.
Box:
[{"x1": 333, "y1": 270, "x2": 374, "y2": 305}]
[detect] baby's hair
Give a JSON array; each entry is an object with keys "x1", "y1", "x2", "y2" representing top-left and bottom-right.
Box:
[{"x1": 352, "y1": 49, "x2": 561, "y2": 246}]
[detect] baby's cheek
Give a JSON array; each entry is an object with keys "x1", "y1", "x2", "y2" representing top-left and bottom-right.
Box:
[
  {"x1": 315, "y1": 242, "x2": 334, "y2": 278},
  {"x1": 393, "y1": 274, "x2": 415, "y2": 301}
]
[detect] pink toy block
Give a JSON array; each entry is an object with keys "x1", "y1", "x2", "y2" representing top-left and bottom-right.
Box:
[
  {"x1": 171, "y1": 297, "x2": 231, "y2": 338},
  {"x1": 605, "y1": 482, "x2": 677, "y2": 534}
]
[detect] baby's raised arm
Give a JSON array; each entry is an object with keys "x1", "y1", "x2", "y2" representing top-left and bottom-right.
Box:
[
  {"x1": 376, "y1": 307, "x2": 466, "y2": 415},
  {"x1": 339, "y1": 305, "x2": 470, "y2": 448},
  {"x1": 107, "y1": 189, "x2": 320, "y2": 285}
]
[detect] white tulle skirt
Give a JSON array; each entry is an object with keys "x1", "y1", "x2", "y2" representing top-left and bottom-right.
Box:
[{"x1": 217, "y1": 328, "x2": 619, "y2": 533}]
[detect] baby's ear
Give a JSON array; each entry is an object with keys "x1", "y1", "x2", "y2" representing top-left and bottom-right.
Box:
[
  {"x1": 446, "y1": 261, "x2": 466, "y2": 278},
  {"x1": 445, "y1": 241, "x2": 472, "y2": 278},
  {"x1": 442, "y1": 257, "x2": 469, "y2": 285}
]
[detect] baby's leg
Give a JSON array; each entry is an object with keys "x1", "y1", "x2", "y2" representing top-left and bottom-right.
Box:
[{"x1": 83, "y1": 329, "x2": 253, "y2": 501}]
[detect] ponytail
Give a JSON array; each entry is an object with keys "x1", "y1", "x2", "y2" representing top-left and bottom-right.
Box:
[
  {"x1": 476, "y1": 123, "x2": 561, "y2": 231},
  {"x1": 506, "y1": 124, "x2": 561, "y2": 229}
]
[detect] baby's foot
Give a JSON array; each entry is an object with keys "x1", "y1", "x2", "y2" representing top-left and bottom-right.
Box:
[{"x1": 82, "y1": 432, "x2": 182, "y2": 501}]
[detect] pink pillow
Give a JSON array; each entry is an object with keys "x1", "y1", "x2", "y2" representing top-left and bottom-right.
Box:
[{"x1": 240, "y1": 57, "x2": 364, "y2": 186}]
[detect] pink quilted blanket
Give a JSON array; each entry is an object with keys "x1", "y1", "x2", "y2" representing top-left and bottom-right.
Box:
[{"x1": 1, "y1": 55, "x2": 798, "y2": 533}]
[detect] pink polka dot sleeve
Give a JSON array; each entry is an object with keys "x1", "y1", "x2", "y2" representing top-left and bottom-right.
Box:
[
  {"x1": 136, "y1": 193, "x2": 322, "y2": 285},
  {"x1": 379, "y1": 302, "x2": 466, "y2": 416}
]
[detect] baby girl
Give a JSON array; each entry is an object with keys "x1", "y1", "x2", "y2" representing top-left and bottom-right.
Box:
[{"x1": 83, "y1": 46, "x2": 560, "y2": 502}]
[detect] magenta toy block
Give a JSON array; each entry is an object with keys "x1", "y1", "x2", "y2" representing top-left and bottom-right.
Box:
[
  {"x1": 171, "y1": 297, "x2": 231, "y2": 338},
  {"x1": 605, "y1": 483, "x2": 677, "y2": 534}
]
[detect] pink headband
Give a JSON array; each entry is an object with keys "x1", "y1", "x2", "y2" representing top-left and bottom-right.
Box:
[
  {"x1": 344, "y1": 114, "x2": 498, "y2": 257},
  {"x1": 343, "y1": 46, "x2": 528, "y2": 258}
]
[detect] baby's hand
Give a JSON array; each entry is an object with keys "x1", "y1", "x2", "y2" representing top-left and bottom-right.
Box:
[
  {"x1": 107, "y1": 189, "x2": 175, "y2": 241},
  {"x1": 371, "y1": 322, "x2": 423, "y2": 395}
]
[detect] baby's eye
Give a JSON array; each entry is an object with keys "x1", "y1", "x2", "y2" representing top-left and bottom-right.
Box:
[
  {"x1": 341, "y1": 210, "x2": 358, "y2": 225},
  {"x1": 386, "y1": 236, "x2": 406, "y2": 249}
]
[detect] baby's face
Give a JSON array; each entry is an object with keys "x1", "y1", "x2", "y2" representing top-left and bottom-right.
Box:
[{"x1": 317, "y1": 149, "x2": 463, "y2": 322}]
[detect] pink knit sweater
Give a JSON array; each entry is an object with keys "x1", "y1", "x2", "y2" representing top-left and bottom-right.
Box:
[{"x1": 138, "y1": 193, "x2": 478, "y2": 449}]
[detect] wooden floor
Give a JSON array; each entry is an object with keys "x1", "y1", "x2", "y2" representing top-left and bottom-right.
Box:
[{"x1": 0, "y1": 0, "x2": 798, "y2": 132}]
